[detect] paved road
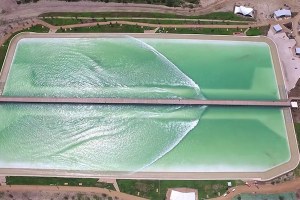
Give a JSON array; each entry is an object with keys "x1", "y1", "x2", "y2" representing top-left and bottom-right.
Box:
[{"x1": 0, "y1": 96, "x2": 292, "y2": 107}]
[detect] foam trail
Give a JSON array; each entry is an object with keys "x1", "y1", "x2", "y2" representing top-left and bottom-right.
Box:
[
  {"x1": 127, "y1": 36, "x2": 203, "y2": 98},
  {"x1": 0, "y1": 38, "x2": 206, "y2": 173},
  {"x1": 0, "y1": 104, "x2": 206, "y2": 172},
  {"x1": 7, "y1": 38, "x2": 205, "y2": 99}
]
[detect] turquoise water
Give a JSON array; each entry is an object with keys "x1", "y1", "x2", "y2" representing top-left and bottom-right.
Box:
[
  {"x1": 0, "y1": 37, "x2": 290, "y2": 173},
  {"x1": 4, "y1": 38, "x2": 278, "y2": 100}
]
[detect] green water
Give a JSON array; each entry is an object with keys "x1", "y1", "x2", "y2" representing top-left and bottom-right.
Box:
[
  {"x1": 4, "y1": 38, "x2": 278, "y2": 100},
  {"x1": 0, "y1": 37, "x2": 290, "y2": 173}
]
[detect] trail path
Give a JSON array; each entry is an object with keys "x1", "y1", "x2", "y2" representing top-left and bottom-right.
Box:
[{"x1": 41, "y1": 16, "x2": 253, "y2": 23}]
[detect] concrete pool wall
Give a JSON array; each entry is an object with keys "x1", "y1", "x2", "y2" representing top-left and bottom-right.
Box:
[{"x1": 0, "y1": 32, "x2": 298, "y2": 181}]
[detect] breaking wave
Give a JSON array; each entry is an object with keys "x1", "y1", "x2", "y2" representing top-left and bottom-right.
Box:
[{"x1": 1, "y1": 37, "x2": 206, "y2": 172}]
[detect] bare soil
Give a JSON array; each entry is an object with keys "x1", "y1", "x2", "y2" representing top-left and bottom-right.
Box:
[{"x1": 0, "y1": 190, "x2": 116, "y2": 200}]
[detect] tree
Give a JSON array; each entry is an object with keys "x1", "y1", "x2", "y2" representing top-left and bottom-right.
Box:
[
  {"x1": 279, "y1": 196, "x2": 285, "y2": 200},
  {"x1": 165, "y1": 0, "x2": 180, "y2": 7}
]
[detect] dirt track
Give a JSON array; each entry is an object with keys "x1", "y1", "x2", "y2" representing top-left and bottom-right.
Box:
[
  {"x1": 212, "y1": 178, "x2": 300, "y2": 200},
  {"x1": 1, "y1": 0, "x2": 299, "y2": 22},
  {"x1": 0, "y1": 185, "x2": 148, "y2": 200}
]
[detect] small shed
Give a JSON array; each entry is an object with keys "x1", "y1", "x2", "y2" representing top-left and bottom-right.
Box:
[
  {"x1": 295, "y1": 48, "x2": 300, "y2": 55},
  {"x1": 170, "y1": 190, "x2": 196, "y2": 200},
  {"x1": 291, "y1": 101, "x2": 298, "y2": 108},
  {"x1": 274, "y1": 9, "x2": 292, "y2": 18},
  {"x1": 234, "y1": 6, "x2": 254, "y2": 17},
  {"x1": 273, "y1": 24, "x2": 283, "y2": 33},
  {"x1": 167, "y1": 188, "x2": 198, "y2": 200}
]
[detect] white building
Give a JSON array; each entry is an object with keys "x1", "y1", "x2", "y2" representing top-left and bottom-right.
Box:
[
  {"x1": 170, "y1": 190, "x2": 196, "y2": 200},
  {"x1": 274, "y1": 9, "x2": 292, "y2": 18},
  {"x1": 296, "y1": 48, "x2": 300, "y2": 55},
  {"x1": 273, "y1": 24, "x2": 283, "y2": 33},
  {"x1": 234, "y1": 6, "x2": 254, "y2": 17},
  {"x1": 291, "y1": 101, "x2": 298, "y2": 108}
]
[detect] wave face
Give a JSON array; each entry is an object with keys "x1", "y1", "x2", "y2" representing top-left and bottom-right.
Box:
[
  {"x1": 0, "y1": 104, "x2": 205, "y2": 172},
  {"x1": 4, "y1": 37, "x2": 204, "y2": 99},
  {"x1": 0, "y1": 37, "x2": 205, "y2": 172}
]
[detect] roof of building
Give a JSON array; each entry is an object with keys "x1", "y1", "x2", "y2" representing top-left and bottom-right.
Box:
[
  {"x1": 273, "y1": 24, "x2": 283, "y2": 32},
  {"x1": 170, "y1": 190, "x2": 196, "y2": 200},
  {"x1": 274, "y1": 9, "x2": 292, "y2": 17},
  {"x1": 234, "y1": 6, "x2": 254, "y2": 17},
  {"x1": 291, "y1": 101, "x2": 298, "y2": 108}
]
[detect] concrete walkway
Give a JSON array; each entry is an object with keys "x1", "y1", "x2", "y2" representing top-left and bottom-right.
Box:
[
  {"x1": 98, "y1": 178, "x2": 120, "y2": 192},
  {"x1": 0, "y1": 176, "x2": 6, "y2": 186},
  {"x1": 0, "y1": 96, "x2": 292, "y2": 107}
]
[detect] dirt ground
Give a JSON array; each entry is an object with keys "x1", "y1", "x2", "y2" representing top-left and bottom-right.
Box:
[
  {"x1": 0, "y1": 185, "x2": 147, "y2": 200},
  {"x1": 289, "y1": 80, "x2": 300, "y2": 122},
  {"x1": 0, "y1": 0, "x2": 298, "y2": 19},
  {"x1": 0, "y1": 190, "x2": 116, "y2": 200}
]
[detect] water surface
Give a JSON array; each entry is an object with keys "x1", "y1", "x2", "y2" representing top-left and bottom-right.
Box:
[{"x1": 0, "y1": 37, "x2": 290, "y2": 173}]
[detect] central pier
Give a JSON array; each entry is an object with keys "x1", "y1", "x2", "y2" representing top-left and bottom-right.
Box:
[{"x1": 0, "y1": 96, "x2": 292, "y2": 107}]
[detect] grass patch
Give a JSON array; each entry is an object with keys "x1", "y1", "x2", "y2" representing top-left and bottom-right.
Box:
[
  {"x1": 118, "y1": 179, "x2": 240, "y2": 200},
  {"x1": 6, "y1": 176, "x2": 115, "y2": 189},
  {"x1": 198, "y1": 12, "x2": 254, "y2": 21},
  {"x1": 157, "y1": 27, "x2": 246, "y2": 35},
  {"x1": 24, "y1": 24, "x2": 50, "y2": 33},
  {"x1": 124, "y1": 18, "x2": 249, "y2": 25},
  {"x1": 56, "y1": 23, "x2": 151, "y2": 33},
  {"x1": 41, "y1": 17, "x2": 250, "y2": 26},
  {"x1": 40, "y1": 12, "x2": 253, "y2": 21},
  {"x1": 43, "y1": 17, "x2": 105, "y2": 26},
  {"x1": 0, "y1": 25, "x2": 49, "y2": 70},
  {"x1": 43, "y1": 18, "x2": 83, "y2": 26},
  {"x1": 246, "y1": 26, "x2": 270, "y2": 36}
]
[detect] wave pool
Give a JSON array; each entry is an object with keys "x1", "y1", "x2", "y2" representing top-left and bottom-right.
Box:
[{"x1": 0, "y1": 33, "x2": 297, "y2": 180}]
